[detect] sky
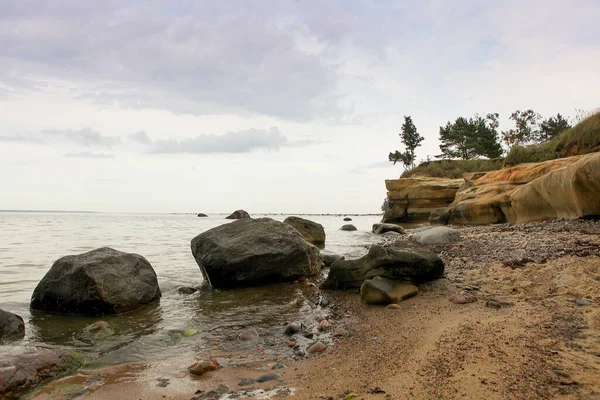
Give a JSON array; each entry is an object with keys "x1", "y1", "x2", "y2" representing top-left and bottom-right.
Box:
[{"x1": 1, "y1": 0, "x2": 599, "y2": 214}]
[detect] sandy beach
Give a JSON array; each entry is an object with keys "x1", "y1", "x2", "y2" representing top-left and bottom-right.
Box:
[{"x1": 31, "y1": 219, "x2": 600, "y2": 400}]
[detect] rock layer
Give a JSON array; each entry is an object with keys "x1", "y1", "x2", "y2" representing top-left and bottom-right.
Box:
[
  {"x1": 30, "y1": 247, "x2": 161, "y2": 315},
  {"x1": 383, "y1": 177, "x2": 462, "y2": 222},
  {"x1": 191, "y1": 218, "x2": 322, "y2": 288}
]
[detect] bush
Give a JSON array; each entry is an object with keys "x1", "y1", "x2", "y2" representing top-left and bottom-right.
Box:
[{"x1": 401, "y1": 159, "x2": 504, "y2": 179}]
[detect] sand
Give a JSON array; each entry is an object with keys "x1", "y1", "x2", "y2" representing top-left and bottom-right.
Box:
[{"x1": 31, "y1": 220, "x2": 600, "y2": 400}]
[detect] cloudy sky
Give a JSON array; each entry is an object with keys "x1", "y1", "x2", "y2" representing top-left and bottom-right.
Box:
[{"x1": 1, "y1": 0, "x2": 599, "y2": 213}]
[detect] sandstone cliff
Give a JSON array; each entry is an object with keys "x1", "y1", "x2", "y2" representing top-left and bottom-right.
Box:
[
  {"x1": 430, "y1": 152, "x2": 600, "y2": 225},
  {"x1": 382, "y1": 177, "x2": 462, "y2": 222}
]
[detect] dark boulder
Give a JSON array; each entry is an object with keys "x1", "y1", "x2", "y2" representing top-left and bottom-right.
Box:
[
  {"x1": 343, "y1": 217, "x2": 352, "y2": 221},
  {"x1": 225, "y1": 210, "x2": 250, "y2": 219},
  {"x1": 0, "y1": 309, "x2": 25, "y2": 340},
  {"x1": 197, "y1": 213, "x2": 208, "y2": 217},
  {"x1": 30, "y1": 247, "x2": 161, "y2": 315},
  {"x1": 283, "y1": 216, "x2": 326, "y2": 246},
  {"x1": 340, "y1": 224, "x2": 357, "y2": 231},
  {"x1": 0, "y1": 347, "x2": 85, "y2": 399},
  {"x1": 191, "y1": 218, "x2": 322, "y2": 288},
  {"x1": 372, "y1": 223, "x2": 405, "y2": 235},
  {"x1": 321, "y1": 245, "x2": 444, "y2": 290}
]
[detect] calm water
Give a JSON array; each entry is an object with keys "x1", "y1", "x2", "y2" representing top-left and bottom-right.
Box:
[{"x1": 0, "y1": 212, "x2": 383, "y2": 366}]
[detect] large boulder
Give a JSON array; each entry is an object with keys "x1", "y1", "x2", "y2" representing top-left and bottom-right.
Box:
[
  {"x1": 321, "y1": 245, "x2": 444, "y2": 290},
  {"x1": 283, "y1": 216, "x2": 326, "y2": 246},
  {"x1": 191, "y1": 218, "x2": 322, "y2": 288},
  {"x1": 383, "y1": 177, "x2": 463, "y2": 222},
  {"x1": 30, "y1": 247, "x2": 161, "y2": 315},
  {"x1": 0, "y1": 309, "x2": 25, "y2": 340},
  {"x1": 360, "y1": 277, "x2": 418, "y2": 305},
  {"x1": 225, "y1": 210, "x2": 250, "y2": 219},
  {"x1": 372, "y1": 223, "x2": 405, "y2": 235},
  {"x1": 0, "y1": 347, "x2": 85, "y2": 399},
  {"x1": 410, "y1": 227, "x2": 461, "y2": 245}
]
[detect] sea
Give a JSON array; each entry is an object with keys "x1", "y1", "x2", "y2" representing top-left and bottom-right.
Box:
[{"x1": 0, "y1": 212, "x2": 386, "y2": 367}]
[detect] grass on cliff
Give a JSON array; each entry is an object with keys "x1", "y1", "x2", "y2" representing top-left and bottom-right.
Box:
[
  {"x1": 401, "y1": 158, "x2": 504, "y2": 179},
  {"x1": 504, "y1": 111, "x2": 600, "y2": 166}
]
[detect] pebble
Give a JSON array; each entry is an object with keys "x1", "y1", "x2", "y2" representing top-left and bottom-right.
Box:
[
  {"x1": 575, "y1": 298, "x2": 592, "y2": 306},
  {"x1": 318, "y1": 320, "x2": 333, "y2": 331},
  {"x1": 188, "y1": 359, "x2": 220, "y2": 376},
  {"x1": 307, "y1": 341, "x2": 327, "y2": 354},
  {"x1": 284, "y1": 322, "x2": 302, "y2": 336},
  {"x1": 238, "y1": 329, "x2": 259, "y2": 340},
  {"x1": 449, "y1": 290, "x2": 477, "y2": 304},
  {"x1": 256, "y1": 373, "x2": 282, "y2": 383}
]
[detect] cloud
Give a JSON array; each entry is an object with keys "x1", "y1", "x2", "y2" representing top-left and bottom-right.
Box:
[
  {"x1": 41, "y1": 128, "x2": 121, "y2": 148},
  {"x1": 0, "y1": 135, "x2": 45, "y2": 144},
  {"x1": 149, "y1": 127, "x2": 308, "y2": 154},
  {"x1": 129, "y1": 130, "x2": 152, "y2": 145},
  {"x1": 63, "y1": 151, "x2": 114, "y2": 159}
]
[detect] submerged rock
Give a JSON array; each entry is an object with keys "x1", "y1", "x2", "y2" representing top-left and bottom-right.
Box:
[
  {"x1": 177, "y1": 286, "x2": 198, "y2": 295},
  {"x1": 411, "y1": 227, "x2": 461, "y2": 245},
  {"x1": 360, "y1": 277, "x2": 418, "y2": 305},
  {"x1": 82, "y1": 321, "x2": 114, "y2": 341},
  {"x1": 30, "y1": 247, "x2": 161, "y2": 315},
  {"x1": 0, "y1": 347, "x2": 85, "y2": 399},
  {"x1": 225, "y1": 210, "x2": 250, "y2": 219},
  {"x1": 340, "y1": 224, "x2": 357, "y2": 231},
  {"x1": 321, "y1": 245, "x2": 444, "y2": 290},
  {"x1": 191, "y1": 218, "x2": 322, "y2": 288},
  {"x1": 372, "y1": 223, "x2": 405, "y2": 235},
  {"x1": 0, "y1": 309, "x2": 25, "y2": 340},
  {"x1": 283, "y1": 216, "x2": 326, "y2": 246}
]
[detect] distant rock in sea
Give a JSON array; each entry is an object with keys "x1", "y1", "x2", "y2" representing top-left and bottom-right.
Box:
[
  {"x1": 225, "y1": 209, "x2": 250, "y2": 219},
  {"x1": 197, "y1": 213, "x2": 208, "y2": 217},
  {"x1": 340, "y1": 224, "x2": 357, "y2": 231}
]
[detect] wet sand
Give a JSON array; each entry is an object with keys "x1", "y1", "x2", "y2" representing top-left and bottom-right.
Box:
[{"x1": 31, "y1": 220, "x2": 600, "y2": 400}]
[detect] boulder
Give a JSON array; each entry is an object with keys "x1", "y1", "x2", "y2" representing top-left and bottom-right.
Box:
[
  {"x1": 283, "y1": 216, "x2": 326, "y2": 246},
  {"x1": 340, "y1": 224, "x2": 357, "y2": 231},
  {"x1": 383, "y1": 177, "x2": 463, "y2": 222},
  {"x1": 225, "y1": 210, "x2": 250, "y2": 219},
  {"x1": 197, "y1": 213, "x2": 208, "y2": 217},
  {"x1": 0, "y1": 347, "x2": 85, "y2": 399},
  {"x1": 360, "y1": 277, "x2": 418, "y2": 305},
  {"x1": 30, "y1": 247, "x2": 161, "y2": 315},
  {"x1": 372, "y1": 223, "x2": 405, "y2": 235},
  {"x1": 321, "y1": 245, "x2": 444, "y2": 290},
  {"x1": 0, "y1": 309, "x2": 25, "y2": 340},
  {"x1": 410, "y1": 227, "x2": 461, "y2": 245},
  {"x1": 190, "y1": 218, "x2": 322, "y2": 288},
  {"x1": 343, "y1": 217, "x2": 352, "y2": 221},
  {"x1": 322, "y1": 254, "x2": 345, "y2": 267}
]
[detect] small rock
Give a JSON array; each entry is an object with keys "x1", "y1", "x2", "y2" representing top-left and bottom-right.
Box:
[
  {"x1": 343, "y1": 217, "x2": 352, "y2": 221},
  {"x1": 575, "y1": 298, "x2": 592, "y2": 306},
  {"x1": 485, "y1": 299, "x2": 512, "y2": 309},
  {"x1": 238, "y1": 378, "x2": 256, "y2": 386},
  {"x1": 385, "y1": 304, "x2": 402, "y2": 310},
  {"x1": 177, "y1": 286, "x2": 198, "y2": 295},
  {"x1": 449, "y1": 290, "x2": 477, "y2": 304},
  {"x1": 293, "y1": 346, "x2": 306, "y2": 357},
  {"x1": 0, "y1": 308, "x2": 25, "y2": 339},
  {"x1": 188, "y1": 359, "x2": 221, "y2": 376},
  {"x1": 256, "y1": 373, "x2": 282, "y2": 383},
  {"x1": 271, "y1": 363, "x2": 286, "y2": 369},
  {"x1": 284, "y1": 322, "x2": 302, "y2": 336},
  {"x1": 318, "y1": 320, "x2": 333, "y2": 331},
  {"x1": 287, "y1": 341, "x2": 296, "y2": 347},
  {"x1": 238, "y1": 329, "x2": 259, "y2": 340},
  {"x1": 307, "y1": 341, "x2": 327, "y2": 354}
]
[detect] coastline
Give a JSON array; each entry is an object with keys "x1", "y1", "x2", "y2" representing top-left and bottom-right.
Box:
[{"x1": 29, "y1": 219, "x2": 600, "y2": 400}]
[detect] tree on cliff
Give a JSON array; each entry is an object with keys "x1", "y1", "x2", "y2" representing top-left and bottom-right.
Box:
[
  {"x1": 437, "y1": 113, "x2": 503, "y2": 159},
  {"x1": 389, "y1": 116, "x2": 424, "y2": 170},
  {"x1": 501, "y1": 109, "x2": 542, "y2": 149},
  {"x1": 539, "y1": 113, "x2": 571, "y2": 142}
]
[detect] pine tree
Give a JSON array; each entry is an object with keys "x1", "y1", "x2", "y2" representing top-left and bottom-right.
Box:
[
  {"x1": 437, "y1": 114, "x2": 502, "y2": 159},
  {"x1": 389, "y1": 116, "x2": 424, "y2": 170}
]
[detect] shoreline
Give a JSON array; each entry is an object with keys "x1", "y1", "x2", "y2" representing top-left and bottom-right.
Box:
[{"x1": 26, "y1": 219, "x2": 600, "y2": 399}]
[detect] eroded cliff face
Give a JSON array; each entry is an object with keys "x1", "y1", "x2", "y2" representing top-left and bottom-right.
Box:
[
  {"x1": 430, "y1": 152, "x2": 600, "y2": 225},
  {"x1": 382, "y1": 177, "x2": 463, "y2": 223}
]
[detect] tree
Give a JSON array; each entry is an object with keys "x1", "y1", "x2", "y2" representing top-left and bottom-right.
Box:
[
  {"x1": 437, "y1": 113, "x2": 503, "y2": 159},
  {"x1": 381, "y1": 197, "x2": 389, "y2": 213},
  {"x1": 389, "y1": 116, "x2": 424, "y2": 170},
  {"x1": 539, "y1": 113, "x2": 571, "y2": 142},
  {"x1": 501, "y1": 109, "x2": 541, "y2": 149}
]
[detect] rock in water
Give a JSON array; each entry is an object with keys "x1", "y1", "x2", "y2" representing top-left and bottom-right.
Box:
[
  {"x1": 0, "y1": 347, "x2": 85, "y2": 398},
  {"x1": 197, "y1": 213, "x2": 208, "y2": 217},
  {"x1": 284, "y1": 322, "x2": 302, "y2": 336},
  {"x1": 30, "y1": 247, "x2": 161, "y2": 315},
  {"x1": 360, "y1": 277, "x2": 418, "y2": 305},
  {"x1": 191, "y1": 218, "x2": 322, "y2": 288},
  {"x1": 343, "y1": 217, "x2": 352, "y2": 221},
  {"x1": 340, "y1": 224, "x2": 357, "y2": 231},
  {"x1": 82, "y1": 321, "x2": 114, "y2": 341},
  {"x1": 0, "y1": 309, "x2": 25, "y2": 339},
  {"x1": 372, "y1": 223, "x2": 405, "y2": 235},
  {"x1": 283, "y1": 216, "x2": 326, "y2": 246},
  {"x1": 321, "y1": 245, "x2": 444, "y2": 290},
  {"x1": 411, "y1": 227, "x2": 461, "y2": 245},
  {"x1": 225, "y1": 209, "x2": 250, "y2": 219}
]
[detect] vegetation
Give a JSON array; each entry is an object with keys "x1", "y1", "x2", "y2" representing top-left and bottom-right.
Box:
[
  {"x1": 504, "y1": 111, "x2": 600, "y2": 165},
  {"x1": 437, "y1": 113, "x2": 503, "y2": 159},
  {"x1": 381, "y1": 197, "x2": 389, "y2": 213},
  {"x1": 389, "y1": 116, "x2": 424, "y2": 170},
  {"x1": 539, "y1": 113, "x2": 571, "y2": 142},
  {"x1": 401, "y1": 158, "x2": 504, "y2": 179}
]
